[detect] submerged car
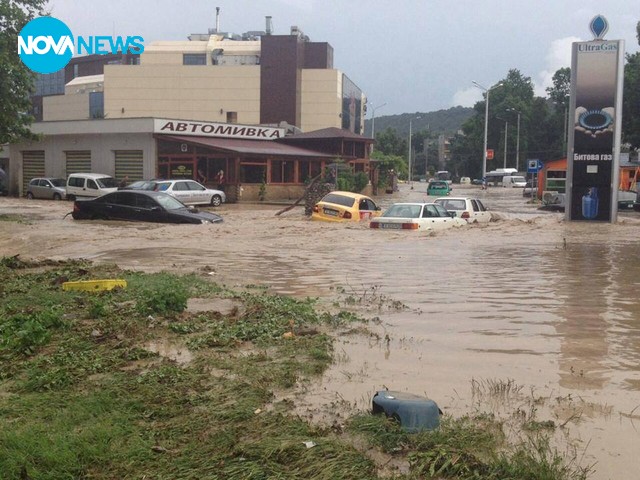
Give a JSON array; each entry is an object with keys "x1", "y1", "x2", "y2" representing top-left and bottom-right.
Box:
[
  {"x1": 311, "y1": 191, "x2": 381, "y2": 222},
  {"x1": 426, "y1": 180, "x2": 451, "y2": 196},
  {"x1": 120, "y1": 180, "x2": 161, "y2": 191},
  {"x1": 433, "y1": 197, "x2": 491, "y2": 223},
  {"x1": 27, "y1": 177, "x2": 67, "y2": 200},
  {"x1": 154, "y1": 179, "x2": 225, "y2": 206},
  {"x1": 71, "y1": 190, "x2": 223, "y2": 224},
  {"x1": 370, "y1": 202, "x2": 466, "y2": 231}
]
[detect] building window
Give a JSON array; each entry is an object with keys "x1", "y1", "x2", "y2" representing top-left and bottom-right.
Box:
[
  {"x1": 271, "y1": 160, "x2": 295, "y2": 184},
  {"x1": 73, "y1": 64, "x2": 79, "y2": 78},
  {"x1": 33, "y1": 70, "x2": 65, "y2": 96},
  {"x1": 183, "y1": 54, "x2": 206, "y2": 65},
  {"x1": 226, "y1": 111, "x2": 237, "y2": 123},
  {"x1": 89, "y1": 91, "x2": 104, "y2": 118},
  {"x1": 298, "y1": 160, "x2": 321, "y2": 183}
]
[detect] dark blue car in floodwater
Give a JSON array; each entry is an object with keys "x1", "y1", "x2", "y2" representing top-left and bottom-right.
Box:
[{"x1": 72, "y1": 190, "x2": 223, "y2": 224}]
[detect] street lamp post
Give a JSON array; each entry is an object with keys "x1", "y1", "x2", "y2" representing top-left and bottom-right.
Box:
[
  {"x1": 370, "y1": 102, "x2": 387, "y2": 139},
  {"x1": 408, "y1": 118, "x2": 413, "y2": 187},
  {"x1": 408, "y1": 116, "x2": 421, "y2": 187},
  {"x1": 507, "y1": 108, "x2": 521, "y2": 171},
  {"x1": 472, "y1": 81, "x2": 503, "y2": 179},
  {"x1": 497, "y1": 117, "x2": 508, "y2": 169}
]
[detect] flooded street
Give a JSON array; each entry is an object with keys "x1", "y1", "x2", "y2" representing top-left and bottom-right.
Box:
[{"x1": 1, "y1": 184, "x2": 640, "y2": 479}]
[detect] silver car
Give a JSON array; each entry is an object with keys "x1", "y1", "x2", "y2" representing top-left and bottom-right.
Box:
[
  {"x1": 27, "y1": 177, "x2": 67, "y2": 200},
  {"x1": 154, "y1": 179, "x2": 226, "y2": 206}
]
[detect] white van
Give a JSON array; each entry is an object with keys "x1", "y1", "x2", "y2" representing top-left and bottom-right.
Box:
[
  {"x1": 66, "y1": 173, "x2": 119, "y2": 200},
  {"x1": 502, "y1": 175, "x2": 527, "y2": 188}
]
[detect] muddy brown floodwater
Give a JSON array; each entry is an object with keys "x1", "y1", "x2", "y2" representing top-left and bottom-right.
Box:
[{"x1": 2, "y1": 184, "x2": 640, "y2": 480}]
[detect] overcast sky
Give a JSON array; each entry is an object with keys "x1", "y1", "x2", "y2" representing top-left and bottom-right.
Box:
[{"x1": 46, "y1": 0, "x2": 639, "y2": 116}]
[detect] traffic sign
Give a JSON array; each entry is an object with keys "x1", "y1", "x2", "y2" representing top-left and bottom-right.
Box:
[
  {"x1": 486, "y1": 149, "x2": 494, "y2": 160},
  {"x1": 527, "y1": 159, "x2": 543, "y2": 173}
]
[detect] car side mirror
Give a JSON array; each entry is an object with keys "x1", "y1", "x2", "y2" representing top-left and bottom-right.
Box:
[
  {"x1": 449, "y1": 212, "x2": 456, "y2": 218},
  {"x1": 376, "y1": 207, "x2": 381, "y2": 211}
]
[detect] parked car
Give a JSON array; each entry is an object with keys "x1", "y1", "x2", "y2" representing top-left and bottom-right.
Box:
[
  {"x1": 618, "y1": 190, "x2": 635, "y2": 209},
  {"x1": 370, "y1": 202, "x2": 466, "y2": 231},
  {"x1": 311, "y1": 191, "x2": 381, "y2": 222},
  {"x1": 522, "y1": 180, "x2": 538, "y2": 197},
  {"x1": 66, "y1": 173, "x2": 119, "y2": 201},
  {"x1": 26, "y1": 177, "x2": 67, "y2": 200},
  {"x1": 433, "y1": 197, "x2": 491, "y2": 223},
  {"x1": 471, "y1": 178, "x2": 484, "y2": 185},
  {"x1": 502, "y1": 175, "x2": 527, "y2": 188},
  {"x1": 153, "y1": 179, "x2": 226, "y2": 206},
  {"x1": 459, "y1": 176, "x2": 472, "y2": 185},
  {"x1": 426, "y1": 180, "x2": 451, "y2": 196},
  {"x1": 71, "y1": 190, "x2": 223, "y2": 224}
]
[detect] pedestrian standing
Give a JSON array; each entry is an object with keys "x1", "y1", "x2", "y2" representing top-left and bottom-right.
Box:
[{"x1": 215, "y1": 170, "x2": 225, "y2": 191}]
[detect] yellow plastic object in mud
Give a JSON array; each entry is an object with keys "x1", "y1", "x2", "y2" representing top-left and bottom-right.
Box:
[{"x1": 62, "y1": 279, "x2": 127, "y2": 292}]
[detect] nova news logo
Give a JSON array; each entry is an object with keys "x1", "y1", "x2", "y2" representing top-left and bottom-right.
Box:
[{"x1": 18, "y1": 16, "x2": 144, "y2": 74}]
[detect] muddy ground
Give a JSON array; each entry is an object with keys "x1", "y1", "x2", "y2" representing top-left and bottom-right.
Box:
[{"x1": 1, "y1": 184, "x2": 639, "y2": 480}]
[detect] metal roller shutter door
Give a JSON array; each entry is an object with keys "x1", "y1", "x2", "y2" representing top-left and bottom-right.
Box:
[
  {"x1": 22, "y1": 151, "x2": 45, "y2": 195},
  {"x1": 115, "y1": 150, "x2": 144, "y2": 181},
  {"x1": 65, "y1": 151, "x2": 92, "y2": 175}
]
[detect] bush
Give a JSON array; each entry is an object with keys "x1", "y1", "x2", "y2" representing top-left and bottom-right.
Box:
[
  {"x1": 336, "y1": 169, "x2": 369, "y2": 193},
  {"x1": 135, "y1": 276, "x2": 189, "y2": 315},
  {"x1": 0, "y1": 308, "x2": 65, "y2": 355}
]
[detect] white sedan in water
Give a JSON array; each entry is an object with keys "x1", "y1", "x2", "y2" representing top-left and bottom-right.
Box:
[
  {"x1": 370, "y1": 202, "x2": 466, "y2": 231},
  {"x1": 434, "y1": 197, "x2": 492, "y2": 223}
]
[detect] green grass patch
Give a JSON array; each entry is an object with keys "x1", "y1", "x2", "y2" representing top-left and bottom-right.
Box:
[{"x1": 0, "y1": 258, "x2": 591, "y2": 480}]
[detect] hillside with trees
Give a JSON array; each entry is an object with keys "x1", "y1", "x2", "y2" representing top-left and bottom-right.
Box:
[{"x1": 364, "y1": 106, "x2": 473, "y2": 138}]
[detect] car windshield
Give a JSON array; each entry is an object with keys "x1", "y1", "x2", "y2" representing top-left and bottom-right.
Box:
[
  {"x1": 155, "y1": 194, "x2": 186, "y2": 211},
  {"x1": 321, "y1": 193, "x2": 355, "y2": 208},
  {"x1": 383, "y1": 204, "x2": 422, "y2": 218},
  {"x1": 50, "y1": 178, "x2": 65, "y2": 187},
  {"x1": 429, "y1": 182, "x2": 447, "y2": 188},
  {"x1": 96, "y1": 177, "x2": 119, "y2": 188},
  {"x1": 435, "y1": 199, "x2": 466, "y2": 210}
]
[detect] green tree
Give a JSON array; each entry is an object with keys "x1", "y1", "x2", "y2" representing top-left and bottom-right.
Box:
[
  {"x1": 623, "y1": 51, "x2": 640, "y2": 150},
  {"x1": 374, "y1": 127, "x2": 407, "y2": 157},
  {"x1": 546, "y1": 67, "x2": 571, "y2": 112},
  {"x1": 370, "y1": 150, "x2": 406, "y2": 185},
  {"x1": 449, "y1": 69, "x2": 540, "y2": 176},
  {"x1": 0, "y1": 0, "x2": 45, "y2": 144}
]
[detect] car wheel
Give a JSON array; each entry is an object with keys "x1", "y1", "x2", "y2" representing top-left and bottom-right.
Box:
[
  {"x1": 53, "y1": 193, "x2": 62, "y2": 201},
  {"x1": 210, "y1": 195, "x2": 222, "y2": 207},
  {"x1": 26, "y1": 192, "x2": 34, "y2": 199}
]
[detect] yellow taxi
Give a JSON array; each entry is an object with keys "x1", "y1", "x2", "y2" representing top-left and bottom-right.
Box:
[{"x1": 311, "y1": 191, "x2": 382, "y2": 222}]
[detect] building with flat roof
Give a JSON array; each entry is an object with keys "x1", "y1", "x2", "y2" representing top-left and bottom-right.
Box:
[{"x1": 36, "y1": 23, "x2": 365, "y2": 135}]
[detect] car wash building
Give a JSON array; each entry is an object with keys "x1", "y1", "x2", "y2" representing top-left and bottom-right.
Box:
[
  {"x1": 5, "y1": 117, "x2": 374, "y2": 201},
  {"x1": 6, "y1": 21, "x2": 372, "y2": 200}
]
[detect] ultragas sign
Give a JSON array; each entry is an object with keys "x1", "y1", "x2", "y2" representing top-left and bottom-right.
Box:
[
  {"x1": 18, "y1": 16, "x2": 144, "y2": 74},
  {"x1": 565, "y1": 15, "x2": 624, "y2": 223}
]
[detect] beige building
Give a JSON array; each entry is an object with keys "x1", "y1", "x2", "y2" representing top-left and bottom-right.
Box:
[{"x1": 43, "y1": 27, "x2": 366, "y2": 135}]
